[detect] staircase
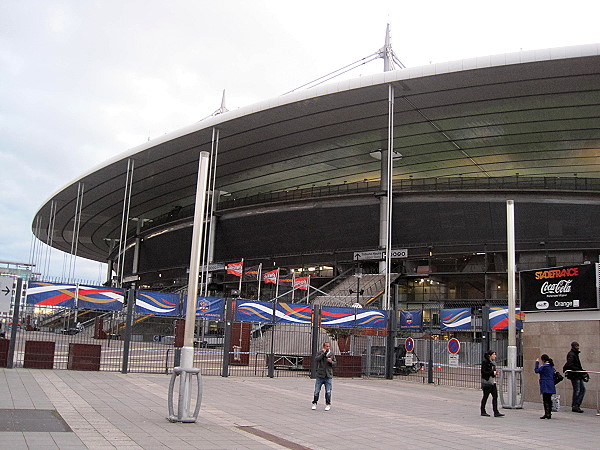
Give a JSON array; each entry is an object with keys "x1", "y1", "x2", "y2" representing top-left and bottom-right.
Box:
[{"x1": 312, "y1": 273, "x2": 400, "y2": 307}]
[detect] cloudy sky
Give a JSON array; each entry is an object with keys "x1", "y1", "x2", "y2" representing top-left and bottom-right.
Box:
[{"x1": 1, "y1": 0, "x2": 599, "y2": 283}]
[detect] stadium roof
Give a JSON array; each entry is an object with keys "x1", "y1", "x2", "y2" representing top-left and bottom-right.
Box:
[{"x1": 33, "y1": 44, "x2": 600, "y2": 262}]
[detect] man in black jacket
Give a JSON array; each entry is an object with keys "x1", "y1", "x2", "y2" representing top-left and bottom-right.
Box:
[
  {"x1": 311, "y1": 342, "x2": 336, "y2": 411},
  {"x1": 564, "y1": 341, "x2": 586, "y2": 413}
]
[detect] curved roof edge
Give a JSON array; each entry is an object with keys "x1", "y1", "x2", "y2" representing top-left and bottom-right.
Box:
[{"x1": 37, "y1": 43, "x2": 600, "y2": 213}]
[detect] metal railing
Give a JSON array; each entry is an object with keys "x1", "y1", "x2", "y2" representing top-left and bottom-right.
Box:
[{"x1": 139, "y1": 175, "x2": 600, "y2": 236}]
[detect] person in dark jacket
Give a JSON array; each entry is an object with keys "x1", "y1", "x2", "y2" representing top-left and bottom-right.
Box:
[
  {"x1": 480, "y1": 350, "x2": 505, "y2": 417},
  {"x1": 563, "y1": 341, "x2": 586, "y2": 412},
  {"x1": 311, "y1": 342, "x2": 336, "y2": 411},
  {"x1": 535, "y1": 354, "x2": 556, "y2": 419}
]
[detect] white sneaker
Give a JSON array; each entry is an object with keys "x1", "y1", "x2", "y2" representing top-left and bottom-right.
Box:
[
  {"x1": 325, "y1": 405, "x2": 331, "y2": 411},
  {"x1": 311, "y1": 404, "x2": 317, "y2": 410}
]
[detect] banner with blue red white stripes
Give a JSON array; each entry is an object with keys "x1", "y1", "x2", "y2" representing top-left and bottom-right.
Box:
[
  {"x1": 489, "y1": 307, "x2": 524, "y2": 330},
  {"x1": 26, "y1": 281, "x2": 77, "y2": 307},
  {"x1": 76, "y1": 284, "x2": 125, "y2": 311}
]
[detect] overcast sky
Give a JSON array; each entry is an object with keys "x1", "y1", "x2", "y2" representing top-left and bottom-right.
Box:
[{"x1": 1, "y1": 0, "x2": 599, "y2": 283}]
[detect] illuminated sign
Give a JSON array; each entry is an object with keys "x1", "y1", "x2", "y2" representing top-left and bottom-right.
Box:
[{"x1": 520, "y1": 263, "x2": 599, "y2": 312}]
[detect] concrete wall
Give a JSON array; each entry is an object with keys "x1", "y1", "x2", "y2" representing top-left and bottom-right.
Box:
[{"x1": 523, "y1": 315, "x2": 600, "y2": 409}]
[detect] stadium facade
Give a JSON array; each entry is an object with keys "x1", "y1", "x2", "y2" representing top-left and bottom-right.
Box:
[{"x1": 32, "y1": 44, "x2": 600, "y2": 316}]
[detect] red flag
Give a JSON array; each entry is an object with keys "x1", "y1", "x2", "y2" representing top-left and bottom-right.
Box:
[
  {"x1": 263, "y1": 269, "x2": 278, "y2": 284},
  {"x1": 294, "y1": 276, "x2": 310, "y2": 290},
  {"x1": 226, "y1": 261, "x2": 243, "y2": 277}
]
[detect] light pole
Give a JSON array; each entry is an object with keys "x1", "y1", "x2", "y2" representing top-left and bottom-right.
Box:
[{"x1": 167, "y1": 151, "x2": 210, "y2": 423}]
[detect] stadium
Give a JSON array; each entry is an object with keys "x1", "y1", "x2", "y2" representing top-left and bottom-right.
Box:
[
  {"x1": 31, "y1": 43, "x2": 600, "y2": 307},
  {"x1": 20, "y1": 42, "x2": 600, "y2": 408}
]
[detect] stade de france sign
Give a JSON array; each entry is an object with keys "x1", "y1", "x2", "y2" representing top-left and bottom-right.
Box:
[
  {"x1": 520, "y1": 263, "x2": 600, "y2": 312},
  {"x1": 353, "y1": 249, "x2": 408, "y2": 261}
]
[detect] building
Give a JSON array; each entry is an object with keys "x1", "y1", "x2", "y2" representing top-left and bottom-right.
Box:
[{"x1": 32, "y1": 44, "x2": 600, "y2": 311}]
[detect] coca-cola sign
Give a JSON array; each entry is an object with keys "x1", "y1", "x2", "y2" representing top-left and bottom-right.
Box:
[{"x1": 520, "y1": 263, "x2": 599, "y2": 312}]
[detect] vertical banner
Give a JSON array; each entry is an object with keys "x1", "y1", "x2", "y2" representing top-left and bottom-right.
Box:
[
  {"x1": 440, "y1": 308, "x2": 472, "y2": 331},
  {"x1": 196, "y1": 296, "x2": 225, "y2": 319},
  {"x1": 399, "y1": 310, "x2": 422, "y2": 330}
]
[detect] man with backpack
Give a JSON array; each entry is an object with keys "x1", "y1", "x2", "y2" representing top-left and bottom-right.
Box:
[{"x1": 563, "y1": 341, "x2": 587, "y2": 413}]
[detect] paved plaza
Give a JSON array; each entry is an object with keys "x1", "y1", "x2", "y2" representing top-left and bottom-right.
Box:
[{"x1": 0, "y1": 368, "x2": 598, "y2": 449}]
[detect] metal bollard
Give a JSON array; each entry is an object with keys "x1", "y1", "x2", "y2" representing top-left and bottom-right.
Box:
[
  {"x1": 167, "y1": 366, "x2": 202, "y2": 423},
  {"x1": 498, "y1": 367, "x2": 524, "y2": 409}
]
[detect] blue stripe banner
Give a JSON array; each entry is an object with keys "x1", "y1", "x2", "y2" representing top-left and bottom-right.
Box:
[
  {"x1": 235, "y1": 300, "x2": 274, "y2": 323},
  {"x1": 275, "y1": 302, "x2": 313, "y2": 324},
  {"x1": 26, "y1": 281, "x2": 77, "y2": 307},
  {"x1": 321, "y1": 306, "x2": 387, "y2": 329},
  {"x1": 440, "y1": 308, "x2": 472, "y2": 330},
  {"x1": 234, "y1": 301, "x2": 314, "y2": 324},
  {"x1": 76, "y1": 285, "x2": 125, "y2": 311},
  {"x1": 136, "y1": 291, "x2": 180, "y2": 316},
  {"x1": 399, "y1": 310, "x2": 422, "y2": 330}
]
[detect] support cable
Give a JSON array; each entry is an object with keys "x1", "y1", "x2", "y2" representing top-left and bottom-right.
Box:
[
  {"x1": 282, "y1": 52, "x2": 380, "y2": 95},
  {"x1": 117, "y1": 159, "x2": 135, "y2": 287}
]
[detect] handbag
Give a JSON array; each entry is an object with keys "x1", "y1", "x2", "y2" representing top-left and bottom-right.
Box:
[
  {"x1": 553, "y1": 370, "x2": 564, "y2": 385},
  {"x1": 481, "y1": 377, "x2": 494, "y2": 388}
]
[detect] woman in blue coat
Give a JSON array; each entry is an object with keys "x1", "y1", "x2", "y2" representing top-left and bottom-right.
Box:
[{"x1": 534, "y1": 354, "x2": 556, "y2": 419}]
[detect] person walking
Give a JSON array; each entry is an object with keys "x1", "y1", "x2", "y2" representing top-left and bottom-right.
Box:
[
  {"x1": 312, "y1": 342, "x2": 336, "y2": 411},
  {"x1": 535, "y1": 354, "x2": 556, "y2": 419},
  {"x1": 480, "y1": 350, "x2": 505, "y2": 417},
  {"x1": 563, "y1": 341, "x2": 587, "y2": 413}
]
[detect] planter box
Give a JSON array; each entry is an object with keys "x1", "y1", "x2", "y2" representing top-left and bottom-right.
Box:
[
  {"x1": 0, "y1": 339, "x2": 9, "y2": 367},
  {"x1": 303, "y1": 355, "x2": 363, "y2": 377},
  {"x1": 67, "y1": 343, "x2": 101, "y2": 371},
  {"x1": 24, "y1": 340, "x2": 55, "y2": 369},
  {"x1": 333, "y1": 355, "x2": 362, "y2": 378}
]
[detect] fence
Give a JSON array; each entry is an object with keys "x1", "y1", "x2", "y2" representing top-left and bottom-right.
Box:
[{"x1": 1, "y1": 284, "x2": 523, "y2": 393}]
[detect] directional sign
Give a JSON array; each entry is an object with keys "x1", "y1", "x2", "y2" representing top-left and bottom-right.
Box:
[
  {"x1": 0, "y1": 275, "x2": 15, "y2": 315},
  {"x1": 447, "y1": 338, "x2": 460, "y2": 354},
  {"x1": 405, "y1": 337, "x2": 415, "y2": 352},
  {"x1": 354, "y1": 249, "x2": 408, "y2": 261}
]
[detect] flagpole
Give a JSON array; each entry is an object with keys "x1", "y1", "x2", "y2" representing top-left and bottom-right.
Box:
[
  {"x1": 238, "y1": 258, "x2": 244, "y2": 295},
  {"x1": 275, "y1": 268, "x2": 280, "y2": 299},
  {"x1": 306, "y1": 275, "x2": 310, "y2": 302},
  {"x1": 291, "y1": 272, "x2": 295, "y2": 302},
  {"x1": 257, "y1": 263, "x2": 263, "y2": 300}
]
